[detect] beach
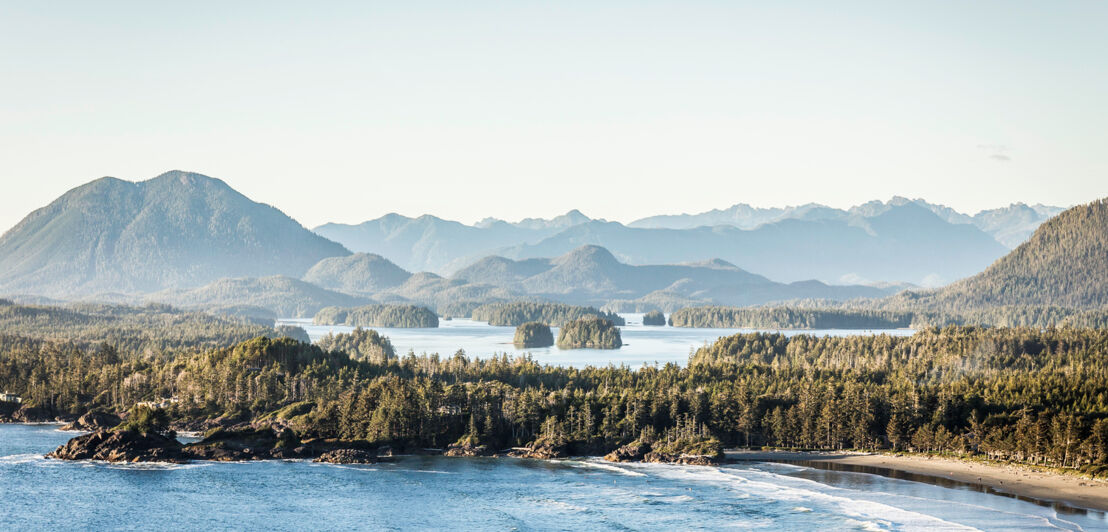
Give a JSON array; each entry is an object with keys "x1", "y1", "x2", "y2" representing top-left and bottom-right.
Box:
[{"x1": 728, "y1": 450, "x2": 1108, "y2": 513}]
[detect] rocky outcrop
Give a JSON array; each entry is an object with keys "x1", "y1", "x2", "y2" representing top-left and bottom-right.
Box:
[
  {"x1": 508, "y1": 439, "x2": 566, "y2": 460},
  {"x1": 9, "y1": 405, "x2": 56, "y2": 423},
  {"x1": 642, "y1": 451, "x2": 721, "y2": 466},
  {"x1": 444, "y1": 442, "x2": 494, "y2": 457},
  {"x1": 182, "y1": 426, "x2": 294, "y2": 461},
  {"x1": 61, "y1": 411, "x2": 122, "y2": 431},
  {"x1": 603, "y1": 442, "x2": 649, "y2": 462},
  {"x1": 604, "y1": 439, "x2": 722, "y2": 465},
  {"x1": 46, "y1": 430, "x2": 188, "y2": 463},
  {"x1": 314, "y1": 449, "x2": 377, "y2": 464}
]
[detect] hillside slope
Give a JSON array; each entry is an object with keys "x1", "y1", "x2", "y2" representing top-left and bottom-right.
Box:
[
  {"x1": 0, "y1": 171, "x2": 349, "y2": 297},
  {"x1": 916, "y1": 198, "x2": 1108, "y2": 309},
  {"x1": 303, "y1": 253, "x2": 412, "y2": 295}
]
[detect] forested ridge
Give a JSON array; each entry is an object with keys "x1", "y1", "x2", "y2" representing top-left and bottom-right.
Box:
[
  {"x1": 471, "y1": 301, "x2": 625, "y2": 327},
  {"x1": 314, "y1": 304, "x2": 439, "y2": 328},
  {"x1": 3, "y1": 318, "x2": 1108, "y2": 474},
  {"x1": 0, "y1": 300, "x2": 279, "y2": 352}
]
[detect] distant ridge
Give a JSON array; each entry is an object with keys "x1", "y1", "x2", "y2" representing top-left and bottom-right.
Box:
[
  {"x1": 629, "y1": 197, "x2": 1064, "y2": 249},
  {"x1": 451, "y1": 245, "x2": 899, "y2": 310},
  {"x1": 0, "y1": 171, "x2": 350, "y2": 297},
  {"x1": 318, "y1": 203, "x2": 1010, "y2": 286}
]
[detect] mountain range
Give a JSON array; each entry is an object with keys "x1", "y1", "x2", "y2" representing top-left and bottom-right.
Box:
[
  {"x1": 0, "y1": 170, "x2": 1090, "y2": 321},
  {"x1": 629, "y1": 196, "x2": 1064, "y2": 249},
  {"x1": 317, "y1": 203, "x2": 1010, "y2": 286}
]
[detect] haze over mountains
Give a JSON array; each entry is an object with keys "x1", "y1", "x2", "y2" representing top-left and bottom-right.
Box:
[
  {"x1": 0, "y1": 170, "x2": 1085, "y2": 320},
  {"x1": 317, "y1": 202, "x2": 1015, "y2": 286},
  {"x1": 629, "y1": 197, "x2": 1063, "y2": 249}
]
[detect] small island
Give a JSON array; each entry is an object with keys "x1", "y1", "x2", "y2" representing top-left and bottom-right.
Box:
[
  {"x1": 642, "y1": 310, "x2": 666, "y2": 326},
  {"x1": 556, "y1": 317, "x2": 622, "y2": 349},
  {"x1": 512, "y1": 321, "x2": 554, "y2": 348}
]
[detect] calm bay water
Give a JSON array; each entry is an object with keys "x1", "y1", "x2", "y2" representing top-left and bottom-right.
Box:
[
  {"x1": 2, "y1": 424, "x2": 1103, "y2": 531},
  {"x1": 282, "y1": 313, "x2": 916, "y2": 368}
]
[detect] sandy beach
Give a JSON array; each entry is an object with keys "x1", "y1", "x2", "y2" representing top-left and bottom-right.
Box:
[{"x1": 727, "y1": 450, "x2": 1108, "y2": 513}]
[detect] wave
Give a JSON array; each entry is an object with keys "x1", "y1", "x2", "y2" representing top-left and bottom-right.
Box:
[
  {"x1": 0, "y1": 453, "x2": 47, "y2": 464},
  {"x1": 563, "y1": 458, "x2": 648, "y2": 477},
  {"x1": 628, "y1": 463, "x2": 983, "y2": 531}
]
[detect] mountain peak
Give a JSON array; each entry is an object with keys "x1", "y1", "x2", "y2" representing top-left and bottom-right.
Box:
[{"x1": 0, "y1": 171, "x2": 349, "y2": 297}]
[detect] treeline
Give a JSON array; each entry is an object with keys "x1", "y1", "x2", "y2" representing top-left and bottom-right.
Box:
[
  {"x1": 0, "y1": 301, "x2": 279, "y2": 352},
  {"x1": 314, "y1": 304, "x2": 439, "y2": 328},
  {"x1": 471, "y1": 301, "x2": 625, "y2": 327},
  {"x1": 5, "y1": 322, "x2": 1108, "y2": 473},
  {"x1": 669, "y1": 306, "x2": 915, "y2": 329},
  {"x1": 669, "y1": 304, "x2": 1108, "y2": 330},
  {"x1": 316, "y1": 328, "x2": 396, "y2": 364}
]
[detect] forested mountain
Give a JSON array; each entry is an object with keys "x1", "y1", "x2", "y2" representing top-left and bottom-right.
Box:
[
  {"x1": 907, "y1": 198, "x2": 1108, "y2": 310},
  {"x1": 302, "y1": 253, "x2": 412, "y2": 295},
  {"x1": 0, "y1": 171, "x2": 349, "y2": 297},
  {"x1": 630, "y1": 197, "x2": 1063, "y2": 250},
  {"x1": 147, "y1": 276, "x2": 371, "y2": 318},
  {"x1": 452, "y1": 245, "x2": 897, "y2": 309}
]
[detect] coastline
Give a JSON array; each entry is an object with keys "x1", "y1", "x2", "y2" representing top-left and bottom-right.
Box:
[{"x1": 727, "y1": 449, "x2": 1108, "y2": 514}]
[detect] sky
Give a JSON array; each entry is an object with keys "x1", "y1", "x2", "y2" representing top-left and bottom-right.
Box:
[{"x1": 0, "y1": 1, "x2": 1105, "y2": 232}]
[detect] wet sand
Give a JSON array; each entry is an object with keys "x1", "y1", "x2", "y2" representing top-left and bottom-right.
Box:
[{"x1": 727, "y1": 450, "x2": 1108, "y2": 513}]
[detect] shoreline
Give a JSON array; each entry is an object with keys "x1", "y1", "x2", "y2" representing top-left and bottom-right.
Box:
[{"x1": 727, "y1": 449, "x2": 1108, "y2": 514}]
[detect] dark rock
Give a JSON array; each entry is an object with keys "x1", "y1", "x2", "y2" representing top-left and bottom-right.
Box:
[
  {"x1": 604, "y1": 442, "x2": 650, "y2": 462},
  {"x1": 315, "y1": 449, "x2": 377, "y2": 464},
  {"x1": 11, "y1": 405, "x2": 55, "y2": 423},
  {"x1": 444, "y1": 442, "x2": 493, "y2": 457},
  {"x1": 507, "y1": 439, "x2": 566, "y2": 460},
  {"x1": 46, "y1": 429, "x2": 188, "y2": 463},
  {"x1": 642, "y1": 451, "x2": 721, "y2": 466},
  {"x1": 62, "y1": 411, "x2": 122, "y2": 431},
  {"x1": 183, "y1": 427, "x2": 282, "y2": 461}
]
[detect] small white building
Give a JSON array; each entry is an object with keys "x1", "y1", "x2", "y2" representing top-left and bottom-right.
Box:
[{"x1": 0, "y1": 392, "x2": 22, "y2": 404}]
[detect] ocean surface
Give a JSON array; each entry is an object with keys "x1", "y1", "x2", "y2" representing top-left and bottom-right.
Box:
[
  {"x1": 2, "y1": 424, "x2": 1104, "y2": 531},
  {"x1": 281, "y1": 313, "x2": 917, "y2": 368}
]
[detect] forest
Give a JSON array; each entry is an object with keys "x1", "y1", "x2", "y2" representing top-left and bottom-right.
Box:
[
  {"x1": 2, "y1": 312, "x2": 1108, "y2": 474},
  {"x1": 314, "y1": 304, "x2": 439, "y2": 328},
  {"x1": 470, "y1": 301, "x2": 625, "y2": 327},
  {"x1": 669, "y1": 303, "x2": 1108, "y2": 330}
]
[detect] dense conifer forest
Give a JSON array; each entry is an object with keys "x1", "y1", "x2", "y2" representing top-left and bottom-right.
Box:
[
  {"x1": 314, "y1": 304, "x2": 439, "y2": 328},
  {"x1": 3, "y1": 300, "x2": 1108, "y2": 474},
  {"x1": 471, "y1": 301, "x2": 625, "y2": 327}
]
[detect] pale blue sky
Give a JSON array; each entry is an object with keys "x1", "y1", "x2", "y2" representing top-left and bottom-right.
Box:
[{"x1": 1, "y1": 1, "x2": 1105, "y2": 231}]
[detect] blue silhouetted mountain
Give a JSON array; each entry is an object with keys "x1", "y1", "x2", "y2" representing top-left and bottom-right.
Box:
[{"x1": 0, "y1": 171, "x2": 349, "y2": 297}]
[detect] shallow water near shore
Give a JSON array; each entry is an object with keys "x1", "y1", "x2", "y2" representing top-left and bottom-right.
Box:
[
  {"x1": 3, "y1": 424, "x2": 1105, "y2": 531},
  {"x1": 283, "y1": 314, "x2": 916, "y2": 368}
]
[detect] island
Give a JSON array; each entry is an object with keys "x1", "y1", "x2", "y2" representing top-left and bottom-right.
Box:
[
  {"x1": 641, "y1": 310, "x2": 666, "y2": 326},
  {"x1": 512, "y1": 321, "x2": 554, "y2": 348},
  {"x1": 556, "y1": 316, "x2": 622, "y2": 349}
]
